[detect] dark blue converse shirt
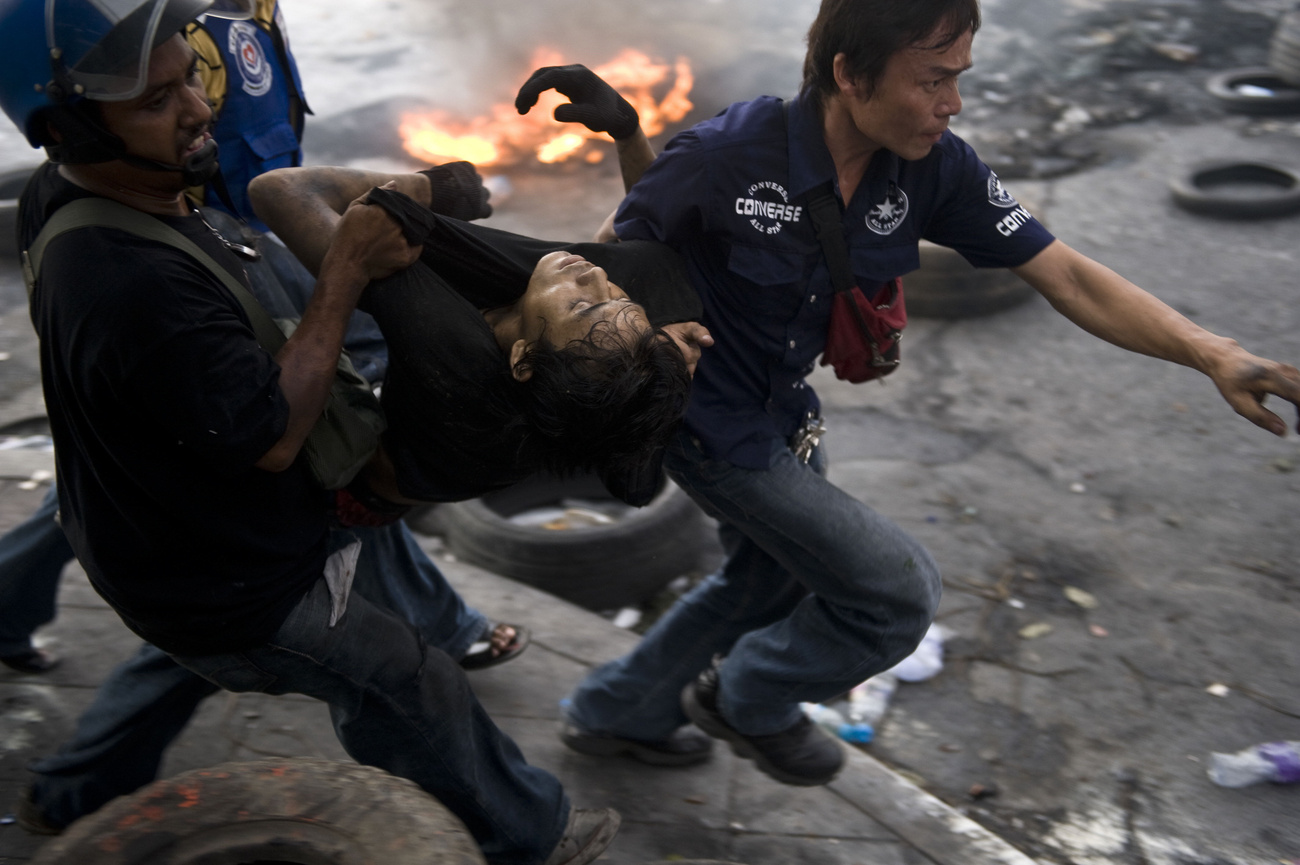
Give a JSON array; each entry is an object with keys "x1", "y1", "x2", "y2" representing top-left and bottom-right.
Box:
[{"x1": 614, "y1": 94, "x2": 1056, "y2": 469}]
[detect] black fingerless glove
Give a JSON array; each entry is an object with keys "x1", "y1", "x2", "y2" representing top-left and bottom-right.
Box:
[
  {"x1": 515, "y1": 64, "x2": 640, "y2": 141},
  {"x1": 419, "y1": 161, "x2": 492, "y2": 222}
]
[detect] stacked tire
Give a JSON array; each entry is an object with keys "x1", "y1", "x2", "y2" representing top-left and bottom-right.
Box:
[
  {"x1": 904, "y1": 193, "x2": 1043, "y2": 319},
  {"x1": 1204, "y1": 5, "x2": 1300, "y2": 115},
  {"x1": 1270, "y1": 3, "x2": 1300, "y2": 85},
  {"x1": 1176, "y1": 6, "x2": 1300, "y2": 219}
]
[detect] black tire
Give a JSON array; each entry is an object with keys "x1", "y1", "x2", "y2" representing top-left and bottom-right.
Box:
[
  {"x1": 1205, "y1": 67, "x2": 1300, "y2": 115},
  {"x1": 439, "y1": 471, "x2": 710, "y2": 611},
  {"x1": 0, "y1": 165, "x2": 38, "y2": 259},
  {"x1": 903, "y1": 239, "x2": 1036, "y2": 319},
  {"x1": 1169, "y1": 160, "x2": 1300, "y2": 219},
  {"x1": 31, "y1": 758, "x2": 486, "y2": 865},
  {"x1": 1269, "y1": 9, "x2": 1300, "y2": 85}
]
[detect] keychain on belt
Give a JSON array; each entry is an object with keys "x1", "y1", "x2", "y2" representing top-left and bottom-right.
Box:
[{"x1": 790, "y1": 412, "x2": 826, "y2": 464}]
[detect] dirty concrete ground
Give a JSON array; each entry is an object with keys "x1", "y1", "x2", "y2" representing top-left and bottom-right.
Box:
[
  {"x1": 2, "y1": 0, "x2": 1300, "y2": 863},
  {"x1": 0, "y1": 526, "x2": 1036, "y2": 865}
]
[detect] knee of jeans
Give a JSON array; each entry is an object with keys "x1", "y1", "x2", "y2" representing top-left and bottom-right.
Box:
[{"x1": 895, "y1": 544, "x2": 942, "y2": 628}]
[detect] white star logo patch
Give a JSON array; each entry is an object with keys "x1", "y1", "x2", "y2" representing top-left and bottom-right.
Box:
[{"x1": 866, "y1": 185, "x2": 909, "y2": 235}]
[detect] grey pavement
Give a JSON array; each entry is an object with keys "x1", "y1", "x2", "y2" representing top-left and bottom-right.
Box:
[{"x1": 0, "y1": 516, "x2": 1036, "y2": 865}]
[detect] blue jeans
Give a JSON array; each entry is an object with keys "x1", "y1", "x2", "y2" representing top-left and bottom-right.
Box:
[
  {"x1": 567, "y1": 429, "x2": 941, "y2": 738},
  {"x1": 0, "y1": 484, "x2": 73, "y2": 656},
  {"x1": 29, "y1": 522, "x2": 565, "y2": 865}
]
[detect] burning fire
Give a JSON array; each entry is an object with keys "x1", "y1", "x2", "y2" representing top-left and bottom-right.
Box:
[{"x1": 399, "y1": 48, "x2": 694, "y2": 168}]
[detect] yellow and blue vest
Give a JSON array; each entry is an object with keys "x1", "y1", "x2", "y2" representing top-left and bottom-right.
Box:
[{"x1": 186, "y1": 0, "x2": 309, "y2": 230}]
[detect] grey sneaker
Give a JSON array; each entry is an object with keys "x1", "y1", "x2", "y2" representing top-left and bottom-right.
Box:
[
  {"x1": 542, "y1": 807, "x2": 621, "y2": 865},
  {"x1": 560, "y1": 718, "x2": 713, "y2": 767},
  {"x1": 681, "y1": 658, "x2": 844, "y2": 787}
]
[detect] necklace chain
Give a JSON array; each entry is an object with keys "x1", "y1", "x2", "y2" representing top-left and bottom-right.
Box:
[{"x1": 192, "y1": 208, "x2": 261, "y2": 262}]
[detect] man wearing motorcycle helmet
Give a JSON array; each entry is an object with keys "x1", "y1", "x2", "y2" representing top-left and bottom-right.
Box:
[{"x1": 0, "y1": 2, "x2": 618, "y2": 862}]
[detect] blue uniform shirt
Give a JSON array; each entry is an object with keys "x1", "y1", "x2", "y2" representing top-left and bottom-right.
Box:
[{"x1": 615, "y1": 93, "x2": 1056, "y2": 468}]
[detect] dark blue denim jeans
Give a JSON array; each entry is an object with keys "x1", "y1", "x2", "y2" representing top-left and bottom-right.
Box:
[
  {"x1": 29, "y1": 521, "x2": 566, "y2": 865},
  {"x1": 0, "y1": 484, "x2": 72, "y2": 656},
  {"x1": 568, "y1": 429, "x2": 941, "y2": 738}
]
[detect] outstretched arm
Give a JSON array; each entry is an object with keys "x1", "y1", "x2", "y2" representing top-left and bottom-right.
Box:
[
  {"x1": 515, "y1": 64, "x2": 655, "y2": 239},
  {"x1": 249, "y1": 162, "x2": 491, "y2": 276},
  {"x1": 614, "y1": 129, "x2": 656, "y2": 194},
  {"x1": 593, "y1": 132, "x2": 658, "y2": 241},
  {"x1": 1014, "y1": 240, "x2": 1300, "y2": 436}
]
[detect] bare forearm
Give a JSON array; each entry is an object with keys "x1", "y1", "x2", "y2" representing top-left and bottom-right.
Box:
[
  {"x1": 1015, "y1": 242, "x2": 1238, "y2": 374},
  {"x1": 616, "y1": 130, "x2": 656, "y2": 193},
  {"x1": 254, "y1": 251, "x2": 368, "y2": 471},
  {"x1": 249, "y1": 167, "x2": 430, "y2": 275},
  {"x1": 592, "y1": 133, "x2": 657, "y2": 241},
  {"x1": 1013, "y1": 240, "x2": 1300, "y2": 437},
  {"x1": 254, "y1": 194, "x2": 421, "y2": 471}
]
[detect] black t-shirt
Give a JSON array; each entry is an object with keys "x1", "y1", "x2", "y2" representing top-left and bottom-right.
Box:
[
  {"x1": 22, "y1": 163, "x2": 328, "y2": 655},
  {"x1": 361, "y1": 190, "x2": 702, "y2": 503}
]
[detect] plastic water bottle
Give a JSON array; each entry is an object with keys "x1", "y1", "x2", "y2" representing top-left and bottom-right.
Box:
[
  {"x1": 887, "y1": 623, "x2": 948, "y2": 682},
  {"x1": 1207, "y1": 741, "x2": 1300, "y2": 787},
  {"x1": 847, "y1": 673, "x2": 898, "y2": 729},
  {"x1": 800, "y1": 702, "x2": 874, "y2": 744}
]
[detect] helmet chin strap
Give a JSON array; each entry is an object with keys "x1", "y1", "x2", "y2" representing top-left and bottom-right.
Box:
[{"x1": 118, "y1": 138, "x2": 221, "y2": 187}]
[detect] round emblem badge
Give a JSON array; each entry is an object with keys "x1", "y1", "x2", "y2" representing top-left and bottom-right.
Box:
[
  {"x1": 865, "y1": 184, "x2": 908, "y2": 235},
  {"x1": 987, "y1": 172, "x2": 1019, "y2": 208},
  {"x1": 227, "y1": 20, "x2": 272, "y2": 98}
]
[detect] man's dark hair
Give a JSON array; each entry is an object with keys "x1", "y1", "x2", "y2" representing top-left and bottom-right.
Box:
[
  {"x1": 508, "y1": 319, "x2": 692, "y2": 494},
  {"x1": 31, "y1": 99, "x2": 124, "y2": 164},
  {"x1": 802, "y1": 0, "x2": 981, "y2": 108}
]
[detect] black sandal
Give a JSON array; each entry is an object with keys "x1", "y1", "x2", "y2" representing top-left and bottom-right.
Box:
[
  {"x1": 460, "y1": 623, "x2": 530, "y2": 671},
  {"x1": 1, "y1": 647, "x2": 61, "y2": 674}
]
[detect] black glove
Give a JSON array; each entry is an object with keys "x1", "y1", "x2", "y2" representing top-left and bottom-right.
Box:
[
  {"x1": 514, "y1": 64, "x2": 640, "y2": 141},
  {"x1": 419, "y1": 161, "x2": 492, "y2": 222}
]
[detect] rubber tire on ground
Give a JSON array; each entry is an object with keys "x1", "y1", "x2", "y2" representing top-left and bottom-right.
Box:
[
  {"x1": 0, "y1": 165, "x2": 39, "y2": 259},
  {"x1": 903, "y1": 191, "x2": 1043, "y2": 319},
  {"x1": 1269, "y1": 8, "x2": 1300, "y2": 85},
  {"x1": 439, "y1": 471, "x2": 711, "y2": 611},
  {"x1": 31, "y1": 758, "x2": 486, "y2": 865},
  {"x1": 1205, "y1": 67, "x2": 1300, "y2": 115},
  {"x1": 903, "y1": 239, "x2": 1036, "y2": 319},
  {"x1": 1168, "y1": 160, "x2": 1300, "y2": 219}
]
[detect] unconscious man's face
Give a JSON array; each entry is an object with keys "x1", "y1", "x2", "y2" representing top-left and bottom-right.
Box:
[{"x1": 517, "y1": 250, "x2": 651, "y2": 348}]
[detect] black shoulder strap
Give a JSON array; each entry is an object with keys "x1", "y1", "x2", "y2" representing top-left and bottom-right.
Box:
[
  {"x1": 805, "y1": 187, "x2": 855, "y2": 295},
  {"x1": 23, "y1": 197, "x2": 287, "y2": 352},
  {"x1": 781, "y1": 100, "x2": 855, "y2": 295}
]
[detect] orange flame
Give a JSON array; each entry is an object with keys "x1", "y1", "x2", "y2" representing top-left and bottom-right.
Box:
[{"x1": 399, "y1": 48, "x2": 694, "y2": 168}]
